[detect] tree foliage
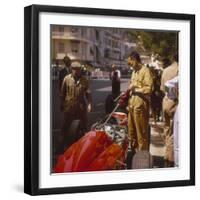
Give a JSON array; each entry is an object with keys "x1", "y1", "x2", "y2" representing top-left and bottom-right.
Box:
[{"x1": 126, "y1": 30, "x2": 178, "y2": 60}]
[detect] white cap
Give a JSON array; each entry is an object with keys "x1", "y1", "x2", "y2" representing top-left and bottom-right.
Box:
[{"x1": 71, "y1": 61, "x2": 82, "y2": 69}]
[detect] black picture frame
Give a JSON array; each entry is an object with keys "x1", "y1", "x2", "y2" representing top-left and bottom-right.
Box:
[{"x1": 24, "y1": 4, "x2": 195, "y2": 196}]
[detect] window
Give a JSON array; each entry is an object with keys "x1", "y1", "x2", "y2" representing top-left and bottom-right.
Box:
[
  {"x1": 108, "y1": 39, "x2": 111, "y2": 46},
  {"x1": 81, "y1": 29, "x2": 84, "y2": 37},
  {"x1": 71, "y1": 41, "x2": 79, "y2": 54},
  {"x1": 90, "y1": 47, "x2": 94, "y2": 55},
  {"x1": 58, "y1": 42, "x2": 65, "y2": 53},
  {"x1": 96, "y1": 30, "x2": 99, "y2": 41},
  {"x1": 104, "y1": 38, "x2": 107, "y2": 45},
  {"x1": 58, "y1": 26, "x2": 64, "y2": 33},
  {"x1": 90, "y1": 29, "x2": 94, "y2": 40},
  {"x1": 71, "y1": 27, "x2": 78, "y2": 33},
  {"x1": 104, "y1": 49, "x2": 110, "y2": 58}
]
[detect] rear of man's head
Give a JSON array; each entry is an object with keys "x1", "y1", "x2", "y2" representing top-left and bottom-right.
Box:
[{"x1": 63, "y1": 56, "x2": 71, "y2": 67}]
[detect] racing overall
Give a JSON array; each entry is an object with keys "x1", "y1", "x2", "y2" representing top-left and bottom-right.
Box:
[
  {"x1": 61, "y1": 74, "x2": 90, "y2": 139},
  {"x1": 128, "y1": 65, "x2": 153, "y2": 151}
]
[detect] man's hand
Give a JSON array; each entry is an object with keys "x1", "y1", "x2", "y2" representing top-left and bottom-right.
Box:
[
  {"x1": 128, "y1": 83, "x2": 135, "y2": 92},
  {"x1": 118, "y1": 89, "x2": 130, "y2": 108},
  {"x1": 87, "y1": 103, "x2": 92, "y2": 113}
]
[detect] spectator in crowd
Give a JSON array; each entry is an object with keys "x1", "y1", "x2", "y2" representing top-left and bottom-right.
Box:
[
  {"x1": 160, "y1": 54, "x2": 179, "y2": 167},
  {"x1": 110, "y1": 64, "x2": 121, "y2": 98},
  {"x1": 162, "y1": 58, "x2": 171, "y2": 70},
  {"x1": 150, "y1": 67, "x2": 164, "y2": 124},
  {"x1": 59, "y1": 55, "x2": 71, "y2": 90},
  {"x1": 164, "y1": 76, "x2": 179, "y2": 167},
  {"x1": 172, "y1": 78, "x2": 179, "y2": 167}
]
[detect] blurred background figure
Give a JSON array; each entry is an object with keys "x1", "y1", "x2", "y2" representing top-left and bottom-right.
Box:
[
  {"x1": 172, "y1": 78, "x2": 179, "y2": 167},
  {"x1": 110, "y1": 64, "x2": 121, "y2": 98},
  {"x1": 59, "y1": 55, "x2": 71, "y2": 91},
  {"x1": 160, "y1": 54, "x2": 179, "y2": 167},
  {"x1": 161, "y1": 57, "x2": 171, "y2": 70},
  {"x1": 150, "y1": 67, "x2": 164, "y2": 125}
]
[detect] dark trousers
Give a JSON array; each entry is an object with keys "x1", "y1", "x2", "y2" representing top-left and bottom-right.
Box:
[{"x1": 112, "y1": 80, "x2": 120, "y2": 98}]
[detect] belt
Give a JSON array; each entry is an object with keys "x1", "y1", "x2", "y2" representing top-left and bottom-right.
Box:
[{"x1": 131, "y1": 92, "x2": 150, "y2": 103}]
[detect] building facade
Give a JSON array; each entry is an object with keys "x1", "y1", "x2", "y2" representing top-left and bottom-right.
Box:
[{"x1": 51, "y1": 25, "x2": 135, "y2": 70}]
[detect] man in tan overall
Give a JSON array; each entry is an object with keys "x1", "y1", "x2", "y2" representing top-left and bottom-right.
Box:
[
  {"x1": 60, "y1": 61, "x2": 92, "y2": 148},
  {"x1": 160, "y1": 54, "x2": 178, "y2": 166},
  {"x1": 127, "y1": 51, "x2": 153, "y2": 152}
]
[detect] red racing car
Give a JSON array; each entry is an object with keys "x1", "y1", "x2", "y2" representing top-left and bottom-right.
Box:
[{"x1": 54, "y1": 110, "x2": 129, "y2": 173}]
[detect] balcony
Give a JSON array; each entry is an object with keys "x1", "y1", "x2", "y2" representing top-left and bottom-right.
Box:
[
  {"x1": 52, "y1": 31, "x2": 95, "y2": 45},
  {"x1": 52, "y1": 31, "x2": 79, "y2": 38}
]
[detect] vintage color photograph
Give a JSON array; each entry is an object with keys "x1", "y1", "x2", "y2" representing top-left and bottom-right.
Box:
[{"x1": 50, "y1": 25, "x2": 179, "y2": 173}]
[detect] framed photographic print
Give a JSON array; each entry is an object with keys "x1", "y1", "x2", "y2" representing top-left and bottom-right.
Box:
[{"x1": 24, "y1": 4, "x2": 195, "y2": 195}]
